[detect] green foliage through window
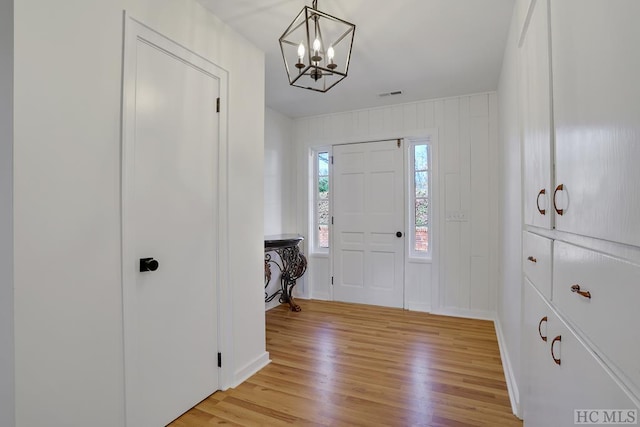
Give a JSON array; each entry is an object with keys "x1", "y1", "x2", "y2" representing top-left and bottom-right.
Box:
[
  {"x1": 413, "y1": 144, "x2": 429, "y2": 253},
  {"x1": 317, "y1": 151, "x2": 330, "y2": 248}
]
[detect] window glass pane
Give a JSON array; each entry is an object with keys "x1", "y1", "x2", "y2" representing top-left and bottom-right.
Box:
[
  {"x1": 318, "y1": 152, "x2": 329, "y2": 176},
  {"x1": 318, "y1": 176, "x2": 329, "y2": 198},
  {"x1": 318, "y1": 225, "x2": 329, "y2": 248},
  {"x1": 414, "y1": 145, "x2": 428, "y2": 171},
  {"x1": 415, "y1": 198, "x2": 429, "y2": 226},
  {"x1": 415, "y1": 226, "x2": 429, "y2": 252},
  {"x1": 415, "y1": 172, "x2": 428, "y2": 197},
  {"x1": 318, "y1": 200, "x2": 329, "y2": 225}
]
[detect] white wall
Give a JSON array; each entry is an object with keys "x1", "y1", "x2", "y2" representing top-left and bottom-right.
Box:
[
  {"x1": 13, "y1": 1, "x2": 265, "y2": 426},
  {"x1": 264, "y1": 107, "x2": 296, "y2": 236},
  {"x1": 496, "y1": 4, "x2": 524, "y2": 415},
  {"x1": 0, "y1": 1, "x2": 14, "y2": 426},
  {"x1": 264, "y1": 107, "x2": 299, "y2": 310},
  {"x1": 294, "y1": 93, "x2": 499, "y2": 316}
]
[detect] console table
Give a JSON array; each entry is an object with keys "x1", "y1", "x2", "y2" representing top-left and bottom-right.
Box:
[{"x1": 264, "y1": 234, "x2": 307, "y2": 312}]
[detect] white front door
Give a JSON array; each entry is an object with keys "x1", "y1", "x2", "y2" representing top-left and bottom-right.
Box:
[
  {"x1": 122, "y1": 18, "x2": 221, "y2": 427},
  {"x1": 332, "y1": 140, "x2": 405, "y2": 308}
]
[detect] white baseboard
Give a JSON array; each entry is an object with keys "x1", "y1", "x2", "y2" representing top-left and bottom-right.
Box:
[
  {"x1": 265, "y1": 299, "x2": 281, "y2": 311},
  {"x1": 494, "y1": 317, "x2": 522, "y2": 419},
  {"x1": 232, "y1": 351, "x2": 271, "y2": 388},
  {"x1": 309, "y1": 292, "x2": 330, "y2": 301},
  {"x1": 430, "y1": 307, "x2": 496, "y2": 321},
  {"x1": 431, "y1": 307, "x2": 521, "y2": 418},
  {"x1": 406, "y1": 301, "x2": 431, "y2": 312}
]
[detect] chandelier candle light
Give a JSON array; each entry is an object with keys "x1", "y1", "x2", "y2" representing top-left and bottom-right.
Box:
[{"x1": 279, "y1": 0, "x2": 356, "y2": 92}]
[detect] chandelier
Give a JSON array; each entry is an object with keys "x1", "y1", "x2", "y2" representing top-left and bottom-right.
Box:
[{"x1": 279, "y1": 0, "x2": 356, "y2": 92}]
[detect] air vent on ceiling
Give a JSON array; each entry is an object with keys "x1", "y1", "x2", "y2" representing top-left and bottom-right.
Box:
[{"x1": 378, "y1": 90, "x2": 403, "y2": 97}]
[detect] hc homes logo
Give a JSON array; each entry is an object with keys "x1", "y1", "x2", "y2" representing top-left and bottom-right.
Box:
[{"x1": 574, "y1": 409, "x2": 638, "y2": 425}]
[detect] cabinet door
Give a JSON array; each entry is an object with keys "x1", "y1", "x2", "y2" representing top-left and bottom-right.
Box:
[
  {"x1": 551, "y1": 0, "x2": 640, "y2": 246},
  {"x1": 523, "y1": 279, "x2": 555, "y2": 427},
  {"x1": 545, "y1": 312, "x2": 638, "y2": 427},
  {"x1": 521, "y1": 0, "x2": 553, "y2": 229},
  {"x1": 523, "y1": 279, "x2": 639, "y2": 427}
]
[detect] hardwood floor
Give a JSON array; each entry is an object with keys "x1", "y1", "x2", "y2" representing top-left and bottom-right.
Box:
[{"x1": 171, "y1": 300, "x2": 522, "y2": 426}]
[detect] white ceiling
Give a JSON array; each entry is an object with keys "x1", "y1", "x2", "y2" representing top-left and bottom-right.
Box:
[{"x1": 198, "y1": 0, "x2": 515, "y2": 118}]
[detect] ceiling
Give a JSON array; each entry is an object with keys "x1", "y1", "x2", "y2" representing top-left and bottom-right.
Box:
[{"x1": 198, "y1": 0, "x2": 515, "y2": 118}]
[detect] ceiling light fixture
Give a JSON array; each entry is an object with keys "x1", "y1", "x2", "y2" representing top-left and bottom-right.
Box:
[{"x1": 279, "y1": 0, "x2": 356, "y2": 93}]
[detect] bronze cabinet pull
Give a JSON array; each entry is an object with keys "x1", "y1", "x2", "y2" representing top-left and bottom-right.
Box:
[
  {"x1": 536, "y1": 189, "x2": 547, "y2": 215},
  {"x1": 551, "y1": 335, "x2": 562, "y2": 365},
  {"x1": 553, "y1": 184, "x2": 565, "y2": 215},
  {"x1": 527, "y1": 256, "x2": 538, "y2": 263},
  {"x1": 538, "y1": 316, "x2": 548, "y2": 342},
  {"x1": 571, "y1": 284, "x2": 591, "y2": 299}
]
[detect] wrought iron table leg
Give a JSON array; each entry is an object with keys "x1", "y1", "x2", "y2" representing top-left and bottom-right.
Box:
[{"x1": 264, "y1": 245, "x2": 307, "y2": 311}]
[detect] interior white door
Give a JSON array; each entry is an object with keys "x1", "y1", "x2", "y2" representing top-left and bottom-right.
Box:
[
  {"x1": 122, "y1": 19, "x2": 220, "y2": 427},
  {"x1": 332, "y1": 140, "x2": 405, "y2": 308}
]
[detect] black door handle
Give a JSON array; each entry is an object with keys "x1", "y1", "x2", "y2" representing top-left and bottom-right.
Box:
[
  {"x1": 396, "y1": 232, "x2": 403, "y2": 238},
  {"x1": 140, "y1": 258, "x2": 159, "y2": 272}
]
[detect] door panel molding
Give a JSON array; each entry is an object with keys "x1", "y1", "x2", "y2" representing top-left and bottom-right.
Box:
[{"x1": 332, "y1": 139, "x2": 405, "y2": 308}]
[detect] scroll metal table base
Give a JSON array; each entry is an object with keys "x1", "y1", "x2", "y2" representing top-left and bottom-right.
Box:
[{"x1": 265, "y1": 245, "x2": 307, "y2": 312}]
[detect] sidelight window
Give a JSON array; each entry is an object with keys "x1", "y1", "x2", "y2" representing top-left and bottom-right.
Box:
[{"x1": 410, "y1": 142, "x2": 430, "y2": 256}]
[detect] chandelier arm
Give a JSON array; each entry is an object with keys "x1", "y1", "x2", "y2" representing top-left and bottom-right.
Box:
[
  {"x1": 333, "y1": 27, "x2": 355, "y2": 46},
  {"x1": 281, "y1": 39, "x2": 300, "y2": 47},
  {"x1": 281, "y1": 17, "x2": 308, "y2": 40}
]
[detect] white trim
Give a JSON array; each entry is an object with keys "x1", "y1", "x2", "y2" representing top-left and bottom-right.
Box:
[
  {"x1": 232, "y1": 352, "x2": 271, "y2": 388},
  {"x1": 306, "y1": 129, "x2": 439, "y2": 311},
  {"x1": 121, "y1": 13, "x2": 231, "y2": 423},
  {"x1": 406, "y1": 138, "x2": 432, "y2": 259},
  {"x1": 407, "y1": 257, "x2": 432, "y2": 264},
  {"x1": 494, "y1": 316, "x2": 522, "y2": 418},
  {"x1": 310, "y1": 146, "x2": 331, "y2": 255},
  {"x1": 426, "y1": 306, "x2": 522, "y2": 418},
  {"x1": 310, "y1": 292, "x2": 331, "y2": 301},
  {"x1": 406, "y1": 302, "x2": 431, "y2": 313},
  {"x1": 430, "y1": 307, "x2": 496, "y2": 321}
]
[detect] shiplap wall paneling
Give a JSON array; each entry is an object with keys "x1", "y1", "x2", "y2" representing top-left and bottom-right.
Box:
[
  {"x1": 294, "y1": 94, "x2": 498, "y2": 316},
  {"x1": 470, "y1": 96, "x2": 492, "y2": 311}
]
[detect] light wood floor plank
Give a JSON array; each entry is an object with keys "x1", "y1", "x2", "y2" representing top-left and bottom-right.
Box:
[{"x1": 170, "y1": 300, "x2": 522, "y2": 426}]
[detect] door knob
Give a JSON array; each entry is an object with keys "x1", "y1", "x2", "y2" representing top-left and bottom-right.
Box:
[
  {"x1": 140, "y1": 258, "x2": 159, "y2": 272},
  {"x1": 396, "y1": 232, "x2": 403, "y2": 238}
]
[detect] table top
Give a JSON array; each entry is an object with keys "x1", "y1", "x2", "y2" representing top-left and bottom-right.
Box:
[{"x1": 264, "y1": 234, "x2": 304, "y2": 251}]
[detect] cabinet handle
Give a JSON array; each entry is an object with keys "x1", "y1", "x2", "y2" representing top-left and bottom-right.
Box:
[
  {"x1": 551, "y1": 335, "x2": 562, "y2": 365},
  {"x1": 536, "y1": 189, "x2": 546, "y2": 215},
  {"x1": 538, "y1": 316, "x2": 548, "y2": 342},
  {"x1": 527, "y1": 256, "x2": 537, "y2": 263},
  {"x1": 553, "y1": 184, "x2": 565, "y2": 215},
  {"x1": 571, "y1": 284, "x2": 591, "y2": 299}
]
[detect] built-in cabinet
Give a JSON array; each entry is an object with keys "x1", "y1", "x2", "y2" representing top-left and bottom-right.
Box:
[
  {"x1": 550, "y1": 0, "x2": 640, "y2": 248},
  {"x1": 523, "y1": 278, "x2": 637, "y2": 426},
  {"x1": 521, "y1": 0, "x2": 553, "y2": 230},
  {"x1": 520, "y1": 1, "x2": 640, "y2": 425}
]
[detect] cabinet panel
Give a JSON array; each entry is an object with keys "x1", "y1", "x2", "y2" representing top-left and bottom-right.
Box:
[
  {"x1": 546, "y1": 312, "x2": 638, "y2": 427},
  {"x1": 523, "y1": 279, "x2": 639, "y2": 427},
  {"x1": 554, "y1": 241, "x2": 640, "y2": 396},
  {"x1": 551, "y1": 0, "x2": 640, "y2": 246},
  {"x1": 521, "y1": 0, "x2": 553, "y2": 229},
  {"x1": 523, "y1": 232, "x2": 552, "y2": 300},
  {"x1": 523, "y1": 279, "x2": 554, "y2": 427}
]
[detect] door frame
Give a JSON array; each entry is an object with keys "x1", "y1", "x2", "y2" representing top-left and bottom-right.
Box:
[
  {"x1": 307, "y1": 129, "x2": 439, "y2": 311},
  {"x1": 120, "y1": 13, "x2": 231, "y2": 425}
]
